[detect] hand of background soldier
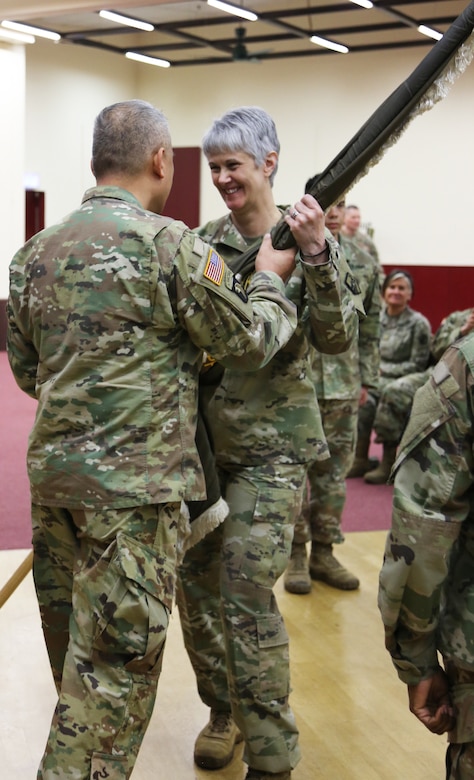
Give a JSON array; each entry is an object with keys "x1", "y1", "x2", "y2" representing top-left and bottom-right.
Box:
[
  {"x1": 255, "y1": 233, "x2": 296, "y2": 283},
  {"x1": 408, "y1": 668, "x2": 456, "y2": 735}
]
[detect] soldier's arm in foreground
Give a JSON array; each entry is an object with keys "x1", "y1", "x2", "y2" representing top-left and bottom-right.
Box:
[
  {"x1": 6, "y1": 227, "x2": 297, "y2": 399},
  {"x1": 6, "y1": 247, "x2": 41, "y2": 398},
  {"x1": 378, "y1": 341, "x2": 474, "y2": 732},
  {"x1": 174, "y1": 230, "x2": 297, "y2": 371}
]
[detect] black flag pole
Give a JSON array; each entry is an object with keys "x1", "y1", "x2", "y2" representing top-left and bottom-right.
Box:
[{"x1": 233, "y1": 1, "x2": 474, "y2": 276}]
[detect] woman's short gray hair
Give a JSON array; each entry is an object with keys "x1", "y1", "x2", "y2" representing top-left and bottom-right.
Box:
[{"x1": 202, "y1": 106, "x2": 280, "y2": 186}]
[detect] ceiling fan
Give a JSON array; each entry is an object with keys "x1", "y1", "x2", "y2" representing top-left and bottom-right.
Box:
[{"x1": 231, "y1": 26, "x2": 270, "y2": 62}]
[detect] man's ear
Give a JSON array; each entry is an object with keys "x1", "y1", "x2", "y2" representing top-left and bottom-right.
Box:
[
  {"x1": 90, "y1": 158, "x2": 95, "y2": 177},
  {"x1": 263, "y1": 151, "x2": 278, "y2": 179},
  {"x1": 152, "y1": 147, "x2": 166, "y2": 179}
]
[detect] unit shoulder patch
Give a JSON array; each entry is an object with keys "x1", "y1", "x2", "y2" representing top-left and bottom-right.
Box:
[
  {"x1": 228, "y1": 271, "x2": 248, "y2": 303},
  {"x1": 344, "y1": 271, "x2": 361, "y2": 296}
]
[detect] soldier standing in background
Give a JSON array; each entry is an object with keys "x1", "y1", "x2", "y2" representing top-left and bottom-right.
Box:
[
  {"x1": 176, "y1": 106, "x2": 360, "y2": 780},
  {"x1": 348, "y1": 270, "x2": 432, "y2": 484},
  {"x1": 341, "y1": 203, "x2": 383, "y2": 276},
  {"x1": 284, "y1": 198, "x2": 381, "y2": 594},
  {"x1": 6, "y1": 99, "x2": 300, "y2": 780},
  {"x1": 378, "y1": 331, "x2": 474, "y2": 779}
]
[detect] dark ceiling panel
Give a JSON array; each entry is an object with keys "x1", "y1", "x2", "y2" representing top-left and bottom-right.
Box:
[{"x1": 0, "y1": 1, "x2": 468, "y2": 66}]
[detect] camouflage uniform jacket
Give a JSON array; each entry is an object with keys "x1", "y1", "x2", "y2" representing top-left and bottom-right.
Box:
[
  {"x1": 353, "y1": 229, "x2": 381, "y2": 266},
  {"x1": 197, "y1": 212, "x2": 360, "y2": 467},
  {"x1": 379, "y1": 305, "x2": 432, "y2": 380},
  {"x1": 311, "y1": 234, "x2": 381, "y2": 400},
  {"x1": 432, "y1": 308, "x2": 474, "y2": 362},
  {"x1": 378, "y1": 333, "x2": 474, "y2": 689},
  {"x1": 6, "y1": 186, "x2": 298, "y2": 509},
  {"x1": 345, "y1": 228, "x2": 385, "y2": 285}
]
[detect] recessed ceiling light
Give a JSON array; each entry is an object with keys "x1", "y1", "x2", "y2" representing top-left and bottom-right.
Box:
[
  {"x1": 207, "y1": 0, "x2": 258, "y2": 22},
  {"x1": 310, "y1": 35, "x2": 349, "y2": 54},
  {"x1": 125, "y1": 51, "x2": 170, "y2": 68},
  {"x1": 418, "y1": 24, "x2": 443, "y2": 41},
  {"x1": 1, "y1": 20, "x2": 60, "y2": 41},
  {"x1": 349, "y1": 0, "x2": 374, "y2": 9},
  {"x1": 100, "y1": 10, "x2": 154, "y2": 32}
]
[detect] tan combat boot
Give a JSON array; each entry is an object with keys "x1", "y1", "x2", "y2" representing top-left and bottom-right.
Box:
[
  {"x1": 364, "y1": 443, "x2": 397, "y2": 484},
  {"x1": 346, "y1": 433, "x2": 372, "y2": 478},
  {"x1": 309, "y1": 543, "x2": 360, "y2": 590},
  {"x1": 283, "y1": 543, "x2": 311, "y2": 594},
  {"x1": 194, "y1": 710, "x2": 243, "y2": 769}
]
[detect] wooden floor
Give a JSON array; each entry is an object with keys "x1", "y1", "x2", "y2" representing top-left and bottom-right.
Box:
[{"x1": 0, "y1": 532, "x2": 447, "y2": 779}]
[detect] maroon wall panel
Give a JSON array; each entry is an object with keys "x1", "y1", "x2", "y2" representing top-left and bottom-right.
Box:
[
  {"x1": 162, "y1": 146, "x2": 201, "y2": 228},
  {"x1": 382, "y1": 264, "x2": 474, "y2": 333},
  {"x1": 25, "y1": 190, "x2": 45, "y2": 241}
]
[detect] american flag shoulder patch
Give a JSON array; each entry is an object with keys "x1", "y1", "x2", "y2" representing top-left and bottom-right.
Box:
[{"x1": 203, "y1": 248, "x2": 224, "y2": 286}]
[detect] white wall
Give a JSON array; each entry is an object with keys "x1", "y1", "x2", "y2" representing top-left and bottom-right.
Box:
[
  {"x1": 1, "y1": 35, "x2": 473, "y2": 298},
  {"x1": 0, "y1": 42, "x2": 26, "y2": 297},
  {"x1": 25, "y1": 39, "x2": 139, "y2": 227}
]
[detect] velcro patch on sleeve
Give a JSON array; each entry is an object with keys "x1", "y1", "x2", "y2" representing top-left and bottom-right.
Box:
[
  {"x1": 203, "y1": 248, "x2": 224, "y2": 286},
  {"x1": 344, "y1": 271, "x2": 361, "y2": 296},
  {"x1": 192, "y1": 235, "x2": 205, "y2": 256},
  {"x1": 432, "y1": 360, "x2": 460, "y2": 399}
]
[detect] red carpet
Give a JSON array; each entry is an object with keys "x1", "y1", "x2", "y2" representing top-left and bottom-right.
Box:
[
  {"x1": 1, "y1": 351, "x2": 37, "y2": 549},
  {"x1": 0, "y1": 351, "x2": 392, "y2": 550},
  {"x1": 342, "y1": 458, "x2": 393, "y2": 535}
]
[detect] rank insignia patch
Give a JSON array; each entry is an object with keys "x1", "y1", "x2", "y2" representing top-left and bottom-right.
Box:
[
  {"x1": 203, "y1": 248, "x2": 224, "y2": 286},
  {"x1": 230, "y1": 274, "x2": 248, "y2": 303},
  {"x1": 344, "y1": 271, "x2": 361, "y2": 296}
]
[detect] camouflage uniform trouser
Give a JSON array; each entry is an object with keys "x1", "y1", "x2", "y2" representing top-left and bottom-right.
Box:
[
  {"x1": 176, "y1": 463, "x2": 305, "y2": 774},
  {"x1": 32, "y1": 501, "x2": 181, "y2": 780},
  {"x1": 293, "y1": 398, "x2": 358, "y2": 546},
  {"x1": 358, "y1": 370, "x2": 431, "y2": 444},
  {"x1": 445, "y1": 661, "x2": 474, "y2": 780}
]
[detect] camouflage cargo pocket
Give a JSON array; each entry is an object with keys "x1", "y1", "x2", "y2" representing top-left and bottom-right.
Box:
[
  {"x1": 256, "y1": 614, "x2": 290, "y2": 701},
  {"x1": 90, "y1": 752, "x2": 128, "y2": 779},
  {"x1": 92, "y1": 531, "x2": 169, "y2": 675},
  {"x1": 228, "y1": 612, "x2": 290, "y2": 703},
  {"x1": 235, "y1": 487, "x2": 297, "y2": 588}
]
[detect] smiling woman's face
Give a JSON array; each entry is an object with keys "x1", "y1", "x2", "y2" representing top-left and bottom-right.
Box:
[
  {"x1": 383, "y1": 275, "x2": 412, "y2": 313},
  {"x1": 207, "y1": 150, "x2": 272, "y2": 215}
]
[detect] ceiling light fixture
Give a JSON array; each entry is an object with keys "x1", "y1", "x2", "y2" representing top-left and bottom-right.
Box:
[
  {"x1": 1, "y1": 20, "x2": 60, "y2": 41},
  {"x1": 417, "y1": 24, "x2": 443, "y2": 41},
  {"x1": 99, "y1": 10, "x2": 154, "y2": 32},
  {"x1": 207, "y1": 0, "x2": 258, "y2": 22},
  {"x1": 310, "y1": 35, "x2": 349, "y2": 54},
  {"x1": 0, "y1": 26, "x2": 35, "y2": 44},
  {"x1": 125, "y1": 51, "x2": 170, "y2": 68},
  {"x1": 349, "y1": 0, "x2": 374, "y2": 9}
]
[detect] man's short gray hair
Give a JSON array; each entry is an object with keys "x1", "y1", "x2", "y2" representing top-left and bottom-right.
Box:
[
  {"x1": 92, "y1": 99, "x2": 171, "y2": 179},
  {"x1": 202, "y1": 106, "x2": 280, "y2": 186}
]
